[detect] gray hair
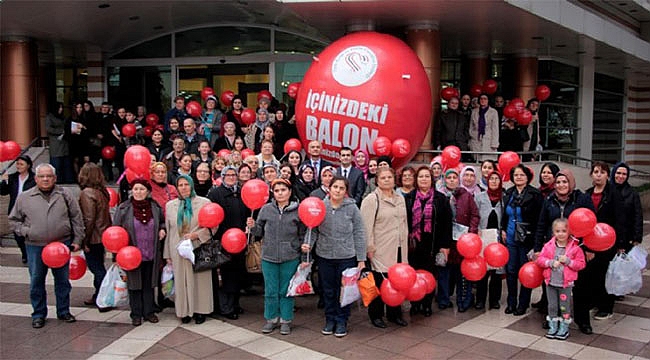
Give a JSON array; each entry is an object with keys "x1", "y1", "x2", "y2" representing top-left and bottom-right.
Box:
[{"x1": 35, "y1": 163, "x2": 56, "y2": 176}]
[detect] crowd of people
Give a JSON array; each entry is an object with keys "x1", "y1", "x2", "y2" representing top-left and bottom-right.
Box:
[{"x1": 2, "y1": 91, "x2": 644, "y2": 342}]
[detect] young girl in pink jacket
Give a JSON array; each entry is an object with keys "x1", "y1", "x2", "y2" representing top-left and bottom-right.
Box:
[{"x1": 535, "y1": 218, "x2": 586, "y2": 340}]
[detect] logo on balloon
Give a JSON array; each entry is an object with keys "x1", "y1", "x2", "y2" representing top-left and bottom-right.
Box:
[{"x1": 332, "y1": 46, "x2": 378, "y2": 87}]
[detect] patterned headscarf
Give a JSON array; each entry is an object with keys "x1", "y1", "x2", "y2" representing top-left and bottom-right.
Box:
[{"x1": 175, "y1": 174, "x2": 196, "y2": 232}]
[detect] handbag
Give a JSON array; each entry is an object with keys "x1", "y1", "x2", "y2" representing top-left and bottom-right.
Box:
[
  {"x1": 246, "y1": 240, "x2": 263, "y2": 273},
  {"x1": 193, "y1": 230, "x2": 231, "y2": 272},
  {"x1": 514, "y1": 222, "x2": 530, "y2": 244}
]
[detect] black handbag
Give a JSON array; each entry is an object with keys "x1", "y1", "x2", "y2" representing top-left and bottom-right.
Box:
[
  {"x1": 193, "y1": 230, "x2": 231, "y2": 272},
  {"x1": 514, "y1": 222, "x2": 530, "y2": 244}
]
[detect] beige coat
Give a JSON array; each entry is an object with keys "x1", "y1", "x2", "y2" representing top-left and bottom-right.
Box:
[
  {"x1": 163, "y1": 196, "x2": 213, "y2": 318},
  {"x1": 469, "y1": 107, "x2": 500, "y2": 161},
  {"x1": 360, "y1": 188, "x2": 408, "y2": 272}
]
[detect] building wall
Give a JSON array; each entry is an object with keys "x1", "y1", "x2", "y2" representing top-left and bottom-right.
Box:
[{"x1": 625, "y1": 83, "x2": 650, "y2": 172}]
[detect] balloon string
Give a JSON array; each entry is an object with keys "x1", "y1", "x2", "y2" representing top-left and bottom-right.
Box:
[{"x1": 116, "y1": 170, "x2": 127, "y2": 184}]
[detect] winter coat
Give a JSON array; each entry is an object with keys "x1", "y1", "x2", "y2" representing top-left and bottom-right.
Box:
[
  {"x1": 314, "y1": 197, "x2": 366, "y2": 261},
  {"x1": 251, "y1": 200, "x2": 307, "y2": 263},
  {"x1": 435, "y1": 109, "x2": 469, "y2": 150},
  {"x1": 78, "y1": 187, "x2": 112, "y2": 246},
  {"x1": 501, "y1": 185, "x2": 543, "y2": 249},
  {"x1": 611, "y1": 182, "x2": 643, "y2": 251},
  {"x1": 0, "y1": 171, "x2": 36, "y2": 213},
  {"x1": 533, "y1": 190, "x2": 594, "y2": 251},
  {"x1": 452, "y1": 187, "x2": 480, "y2": 234},
  {"x1": 149, "y1": 181, "x2": 179, "y2": 217},
  {"x1": 535, "y1": 237, "x2": 586, "y2": 288},
  {"x1": 45, "y1": 112, "x2": 69, "y2": 157},
  {"x1": 147, "y1": 142, "x2": 171, "y2": 162},
  {"x1": 404, "y1": 189, "x2": 453, "y2": 252},
  {"x1": 584, "y1": 183, "x2": 616, "y2": 227},
  {"x1": 469, "y1": 106, "x2": 500, "y2": 158}
]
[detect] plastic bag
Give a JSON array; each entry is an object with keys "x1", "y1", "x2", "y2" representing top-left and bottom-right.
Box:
[
  {"x1": 177, "y1": 238, "x2": 195, "y2": 264},
  {"x1": 161, "y1": 263, "x2": 174, "y2": 300},
  {"x1": 357, "y1": 270, "x2": 379, "y2": 307},
  {"x1": 287, "y1": 263, "x2": 314, "y2": 297},
  {"x1": 96, "y1": 264, "x2": 129, "y2": 308},
  {"x1": 606, "y1": 252, "x2": 643, "y2": 296},
  {"x1": 340, "y1": 267, "x2": 361, "y2": 307},
  {"x1": 628, "y1": 245, "x2": 648, "y2": 270}
]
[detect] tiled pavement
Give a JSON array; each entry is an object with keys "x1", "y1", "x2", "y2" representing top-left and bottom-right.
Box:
[{"x1": 2, "y1": 235, "x2": 650, "y2": 360}]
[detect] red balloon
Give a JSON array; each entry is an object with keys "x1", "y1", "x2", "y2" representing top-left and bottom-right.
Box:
[
  {"x1": 298, "y1": 197, "x2": 327, "y2": 228},
  {"x1": 241, "y1": 149, "x2": 255, "y2": 159},
  {"x1": 101, "y1": 146, "x2": 116, "y2": 160},
  {"x1": 470, "y1": 84, "x2": 483, "y2": 98},
  {"x1": 116, "y1": 246, "x2": 142, "y2": 271},
  {"x1": 372, "y1": 136, "x2": 392, "y2": 156},
  {"x1": 125, "y1": 168, "x2": 150, "y2": 183},
  {"x1": 201, "y1": 87, "x2": 215, "y2": 101},
  {"x1": 498, "y1": 151, "x2": 520, "y2": 174},
  {"x1": 441, "y1": 145, "x2": 461, "y2": 169},
  {"x1": 143, "y1": 126, "x2": 154, "y2": 137},
  {"x1": 535, "y1": 85, "x2": 551, "y2": 102},
  {"x1": 241, "y1": 108, "x2": 256, "y2": 126},
  {"x1": 510, "y1": 98, "x2": 525, "y2": 112},
  {"x1": 406, "y1": 277, "x2": 427, "y2": 302},
  {"x1": 387, "y1": 263, "x2": 417, "y2": 292},
  {"x1": 568, "y1": 208, "x2": 598, "y2": 238},
  {"x1": 3, "y1": 141, "x2": 21, "y2": 161},
  {"x1": 107, "y1": 187, "x2": 119, "y2": 208},
  {"x1": 222, "y1": 228, "x2": 247, "y2": 254},
  {"x1": 124, "y1": 145, "x2": 151, "y2": 174},
  {"x1": 102, "y1": 226, "x2": 129, "y2": 253},
  {"x1": 221, "y1": 90, "x2": 235, "y2": 107},
  {"x1": 241, "y1": 179, "x2": 270, "y2": 209},
  {"x1": 145, "y1": 113, "x2": 159, "y2": 127},
  {"x1": 516, "y1": 109, "x2": 533, "y2": 126},
  {"x1": 198, "y1": 203, "x2": 225, "y2": 228},
  {"x1": 441, "y1": 87, "x2": 457, "y2": 101},
  {"x1": 257, "y1": 90, "x2": 273, "y2": 102},
  {"x1": 69, "y1": 255, "x2": 87, "y2": 280},
  {"x1": 461, "y1": 256, "x2": 487, "y2": 281},
  {"x1": 122, "y1": 123, "x2": 136, "y2": 138},
  {"x1": 416, "y1": 270, "x2": 436, "y2": 293},
  {"x1": 484, "y1": 243, "x2": 509, "y2": 267},
  {"x1": 482, "y1": 79, "x2": 498, "y2": 95},
  {"x1": 288, "y1": 82, "x2": 301, "y2": 99},
  {"x1": 503, "y1": 104, "x2": 518, "y2": 119},
  {"x1": 41, "y1": 242, "x2": 70, "y2": 268},
  {"x1": 155, "y1": 124, "x2": 165, "y2": 132},
  {"x1": 380, "y1": 279, "x2": 406, "y2": 307},
  {"x1": 457, "y1": 233, "x2": 482, "y2": 258},
  {"x1": 295, "y1": 32, "x2": 432, "y2": 169},
  {"x1": 519, "y1": 261, "x2": 544, "y2": 288},
  {"x1": 284, "y1": 138, "x2": 302, "y2": 154},
  {"x1": 186, "y1": 101, "x2": 202, "y2": 118},
  {"x1": 217, "y1": 149, "x2": 231, "y2": 159},
  {"x1": 583, "y1": 223, "x2": 616, "y2": 251},
  {"x1": 391, "y1": 138, "x2": 411, "y2": 158}
]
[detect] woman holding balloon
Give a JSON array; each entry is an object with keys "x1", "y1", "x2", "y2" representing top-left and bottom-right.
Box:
[
  {"x1": 0, "y1": 155, "x2": 36, "y2": 263},
  {"x1": 112, "y1": 179, "x2": 166, "y2": 326}
]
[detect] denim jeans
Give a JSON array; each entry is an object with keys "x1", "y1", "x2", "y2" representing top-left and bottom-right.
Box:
[
  {"x1": 84, "y1": 243, "x2": 107, "y2": 298},
  {"x1": 318, "y1": 257, "x2": 356, "y2": 324},
  {"x1": 261, "y1": 258, "x2": 300, "y2": 321},
  {"x1": 26, "y1": 242, "x2": 72, "y2": 319},
  {"x1": 506, "y1": 242, "x2": 532, "y2": 310},
  {"x1": 50, "y1": 156, "x2": 75, "y2": 184}
]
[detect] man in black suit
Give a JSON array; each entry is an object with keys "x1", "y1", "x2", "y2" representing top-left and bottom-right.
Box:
[
  {"x1": 302, "y1": 140, "x2": 332, "y2": 183},
  {"x1": 336, "y1": 147, "x2": 366, "y2": 207}
]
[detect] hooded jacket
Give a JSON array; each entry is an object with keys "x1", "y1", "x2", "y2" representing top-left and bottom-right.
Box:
[
  {"x1": 314, "y1": 197, "x2": 367, "y2": 261},
  {"x1": 251, "y1": 200, "x2": 307, "y2": 263},
  {"x1": 610, "y1": 162, "x2": 643, "y2": 250},
  {"x1": 536, "y1": 236, "x2": 586, "y2": 288}
]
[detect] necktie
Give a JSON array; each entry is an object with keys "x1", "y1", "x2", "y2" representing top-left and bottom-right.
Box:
[{"x1": 343, "y1": 169, "x2": 348, "y2": 178}]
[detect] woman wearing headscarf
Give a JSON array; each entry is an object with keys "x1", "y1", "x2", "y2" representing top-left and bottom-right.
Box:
[
  {"x1": 200, "y1": 95, "x2": 224, "y2": 148},
  {"x1": 0, "y1": 155, "x2": 36, "y2": 263},
  {"x1": 460, "y1": 166, "x2": 482, "y2": 197},
  {"x1": 224, "y1": 95, "x2": 245, "y2": 137},
  {"x1": 354, "y1": 149, "x2": 370, "y2": 180},
  {"x1": 522, "y1": 98, "x2": 541, "y2": 162},
  {"x1": 310, "y1": 166, "x2": 335, "y2": 200},
  {"x1": 163, "y1": 175, "x2": 213, "y2": 324},
  {"x1": 245, "y1": 108, "x2": 271, "y2": 150},
  {"x1": 113, "y1": 179, "x2": 166, "y2": 326},
  {"x1": 610, "y1": 162, "x2": 643, "y2": 253},
  {"x1": 149, "y1": 162, "x2": 179, "y2": 216},
  {"x1": 479, "y1": 160, "x2": 497, "y2": 191},
  {"x1": 469, "y1": 94, "x2": 500, "y2": 161},
  {"x1": 537, "y1": 162, "x2": 560, "y2": 199},
  {"x1": 294, "y1": 164, "x2": 317, "y2": 201}
]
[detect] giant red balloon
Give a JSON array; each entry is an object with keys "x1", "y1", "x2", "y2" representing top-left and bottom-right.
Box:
[
  {"x1": 372, "y1": 136, "x2": 392, "y2": 156},
  {"x1": 583, "y1": 223, "x2": 616, "y2": 251},
  {"x1": 535, "y1": 85, "x2": 551, "y2": 102},
  {"x1": 470, "y1": 84, "x2": 483, "y2": 98},
  {"x1": 69, "y1": 255, "x2": 87, "y2": 280},
  {"x1": 457, "y1": 233, "x2": 482, "y2": 258},
  {"x1": 41, "y1": 242, "x2": 70, "y2": 268},
  {"x1": 221, "y1": 90, "x2": 235, "y2": 107},
  {"x1": 102, "y1": 226, "x2": 129, "y2": 253},
  {"x1": 241, "y1": 179, "x2": 269, "y2": 209},
  {"x1": 298, "y1": 197, "x2": 327, "y2": 228},
  {"x1": 519, "y1": 261, "x2": 544, "y2": 288},
  {"x1": 186, "y1": 101, "x2": 202, "y2": 118},
  {"x1": 482, "y1": 79, "x2": 498, "y2": 95},
  {"x1": 287, "y1": 82, "x2": 301, "y2": 99},
  {"x1": 222, "y1": 228, "x2": 247, "y2": 254},
  {"x1": 257, "y1": 90, "x2": 273, "y2": 102},
  {"x1": 101, "y1": 146, "x2": 115, "y2": 160},
  {"x1": 415, "y1": 270, "x2": 436, "y2": 293},
  {"x1": 441, "y1": 87, "x2": 457, "y2": 101},
  {"x1": 3, "y1": 141, "x2": 21, "y2": 161},
  {"x1": 380, "y1": 279, "x2": 406, "y2": 307},
  {"x1": 241, "y1": 108, "x2": 256, "y2": 126},
  {"x1": 484, "y1": 243, "x2": 509, "y2": 267},
  {"x1": 498, "y1": 151, "x2": 520, "y2": 174},
  {"x1": 122, "y1": 123, "x2": 136, "y2": 138},
  {"x1": 516, "y1": 109, "x2": 533, "y2": 126},
  {"x1": 510, "y1": 98, "x2": 525, "y2": 112},
  {"x1": 406, "y1": 277, "x2": 427, "y2": 302},
  {"x1": 241, "y1": 149, "x2": 255, "y2": 159},
  {"x1": 441, "y1": 146, "x2": 461, "y2": 169},
  {"x1": 107, "y1": 187, "x2": 119, "y2": 207},
  {"x1": 198, "y1": 203, "x2": 225, "y2": 228},
  {"x1": 295, "y1": 32, "x2": 432, "y2": 169},
  {"x1": 145, "y1": 113, "x2": 159, "y2": 127},
  {"x1": 387, "y1": 263, "x2": 417, "y2": 292},
  {"x1": 284, "y1": 138, "x2": 302, "y2": 154},
  {"x1": 568, "y1": 208, "x2": 598, "y2": 238},
  {"x1": 201, "y1": 87, "x2": 215, "y2": 100},
  {"x1": 391, "y1": 138, "x2": 411, "y2": 158},
  {"x1": 116, "y1": 246, "x2": 142, "y2": 271},
  {"x1": 503, "y1": 104, "x2": 518, "y2": 119},
  {"x1": 124, "y1": 145, "x2": 151, "y2": 174},
  {"x1": 461, "y1": 256, "x2": 487, "y2": 281}
]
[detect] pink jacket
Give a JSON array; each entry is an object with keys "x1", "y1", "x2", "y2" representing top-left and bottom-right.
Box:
[{"x1": 535, "y1": 236, "x2": 586, "y2": 288}]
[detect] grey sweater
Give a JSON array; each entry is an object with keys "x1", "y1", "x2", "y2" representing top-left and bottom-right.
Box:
[
  {"x1": 474, "y1": 191, "x2": 504, "y2": 231},
  {"x1": 251, "y1": 200, "x2": 307, "y2": 263},
  {"x1": 314, "y1": 197, "x2": 367, "y2": 261}
]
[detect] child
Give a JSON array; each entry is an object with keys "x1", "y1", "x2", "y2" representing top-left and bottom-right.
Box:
[{"x1": 535, "y1": 218, "x2": 586, "y2": 340}]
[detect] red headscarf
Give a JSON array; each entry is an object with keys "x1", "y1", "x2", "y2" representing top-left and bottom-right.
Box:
[{"x1": 486, "y1": 171, "x2": 503, "y2": 202}]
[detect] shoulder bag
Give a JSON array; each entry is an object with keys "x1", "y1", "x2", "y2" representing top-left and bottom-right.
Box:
[{"x1": 193, "y1": 229, "x2": 231, "y2": 272}]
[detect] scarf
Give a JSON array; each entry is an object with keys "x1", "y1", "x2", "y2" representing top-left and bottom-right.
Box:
[
  {"x1": 460, "y1": 166, "x2": 481, "y2": 196},
  {"x1": 176, "y1": 174, "x2": 196, "y2": 233},
  {"x1": 354, "y1": 149, "x2": 369, "y2": 180},
  {"x1": 478, "y1": 106, "x2": 489, "y2": 138},
  {"x1": 411, "y1": 189, "x2": 434, "y2": 242},
  {"x1": 487, "y1": 171, "x2": 503, "y2": 202},
  {"x1": 131, "y1": 198, "x2": 153, "y2": 224},
  {"x1": 554, "y1": 169, "x2": 575, "y2": 203},
  {"x1": 539, "y1": 182, "x2": 554, "y2": 199}
]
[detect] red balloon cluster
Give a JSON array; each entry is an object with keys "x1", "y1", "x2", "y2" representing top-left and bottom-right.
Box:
[
  {"x1": 222, "y1": 228, "x2": 247, "y2": 254},
  {"x1": 117, "y1": 246, "x2": 142, "y2": 271},
  {"x1": 457, "y1": 233, "x2": 482, "y2": 258},
  {"x1": 372, "y1": 136, "x2": 392, "y2": 156},
  {"x1": 41, "y1": 242, "x2": 70, "y2": 268},
  {"x1": 498, "y1": 151, "x2": 520, "y2": 179},
  {"x1": 122, "y1": 123, "x2": 136, "y2": 138},
  {"x1": 298, "y1": 197, "x2": 326, "y2": 228},
  {"x1": 461, "y1": 256, "x2": 487, "y2": 281},
  {"x1": 391, "y1": 138, "x2": 411, "y2": 158},
  {"x1": 124, "y1": 145, "x2": 151, "y2": 181},
  {"x1": 441, "y1": 87, "x2": 460, "y2": 101},
  {"x1": 370, "y1": 137, "x2": 413, "y2": 159},
  {"x1": 503, "y1": 104, "x2": 518, "y2": 119},
  {"x1": 201, "y1": 87, "x2": 215, "y2": 101},
  {"x1": 484, "y1": 243, "x2": 509, "y2": 267},
  {"x1": 284, "y1": 138, "x2": 302, "y2": 154},
  {"x1": 380, "y1": 264, "x2": 436, "y2": 306},
  {"x1": 441, "y1": 145, "x2": 462, "y2": 169},
  {"x1": 102, "y1": 226, "x2": 129, "y2": 253},
  {"x1": 583, "y1": 223, "x2": 616, "y2": 251},
  {"x1": 287, "y1": 82, "x2": 301, "y2": 99},
  {"x1": 0, "y1": 140, "x2": 21, "y2": 161},
  {"x1": 198, "y1": 203, "x2": 225, "y2": 228},
  {"x1": 241, "y1": 108, "x2": 256, "y2": 126},
  {"x1": 519, "y1": 261, "x2": 544, "y2": 288},
  {"x1": 143, "y1": 126, "x2": 154, "y2": 137},
  {"x1": 145, "y1": 114, "x2": 159, "y2": 127},
  {"x1": 107, "y1": 187, "x2": 119, "y2": 207},
  {"x1": 101, "y1": 146, "x2": 116, "y2": 160},
  {"x1": 69, "y1": 255, "x2": 87, "y2": 280},
  {"x1": 568, "y1": 208, "x2": 597, "y2": 238},
  {"x1": 221, "y1": 90, "x2": 235, "y2": 107},
  {"x1": 186, "y1": 101, "x2": 202, "y2": 118},
  {"x1": 516, "y1": 110, "x2": 533, "y2": 126},
  {"x1": 241, "y1": 179, "x2": 269, "y2": 210}
]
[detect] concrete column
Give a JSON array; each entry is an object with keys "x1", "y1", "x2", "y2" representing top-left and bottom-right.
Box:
[
  {"x1": 0, "y1": 39, "x2": 38, "y2": 146},
  {"x1": 406, "y1": 21, "x2": 440, "y2": 161},
  {"x1": 514, "y1": 51, "x2": 538, "y2": 101},
  {"x1": 577, "y1": 40, "x2": 595, "y2": 165},
  {"x1": 87, "y1": 45, "x2": 105, "y2": 107},
  {"x1": 467, "y1": 52, "x2": 488, "y2": 88}
]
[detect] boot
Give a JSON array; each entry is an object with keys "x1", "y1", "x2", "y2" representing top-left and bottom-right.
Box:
[
  {"x1": 545, "y1": 316, "x2": 559, "y2": 339},
  {"x1": 555, "y1": 318, "x2": 571, "y2": 340}
]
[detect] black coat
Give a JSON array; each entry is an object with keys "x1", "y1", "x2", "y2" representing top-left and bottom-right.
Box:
[
  {"x1": 611, "y1": 183, "x2": 643, "y2": 251},
  {"x1": 585, "y1": 183, "x2": 617, "y2": 227},
  {"x1": 0, "y1": 171, "x2": 36, "y2": 213},
  {"x1": 533, "y1": 190, "x2": 593, "y2": 251},
  {"x1": 502, "y1": 185, "x2": 543, "y2": 250},
  {"x1": 147, "y1": 143, "x2": 171, "y2": 162},
  {"x1": 434, "y1": 109, "x2": 469, "y2": 150},
  {"x1": 404, "y1": 189, "x2": 454, "y2": 254},
  {"x1": 336, "y1": 166, "x2": 366, "y2": 207}
]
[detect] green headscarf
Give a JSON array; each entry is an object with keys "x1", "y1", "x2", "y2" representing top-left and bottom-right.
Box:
[{"x1": 175, "y1": 174, "x2": 196, "y2": 233}]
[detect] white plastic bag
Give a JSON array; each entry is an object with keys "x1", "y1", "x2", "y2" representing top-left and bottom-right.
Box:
[
  {"x1": 161, "y1": 263, "x2": 174, "y2": 300},
  {"x1": 628, "y1": 245, "x2": 648, "y2": 270},
  {"x1": 340, "y1": 267, "x2": 361, "y2": 307},
  {"x1": 286, "y1": 263, "x2": 314, "y2": 297},
  {"x1": 606, "y1": 252, "x2": 643, "y2": 296},
  {"x1": 177, "y1": 238, "x2": 195, "y2": 264},
  {"x1": 96, "y1": 264, "x2": 129, "y2": 308}
]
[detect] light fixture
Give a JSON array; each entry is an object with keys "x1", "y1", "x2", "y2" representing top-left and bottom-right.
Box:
[{"x1": 233, "y1": 46, "x2": 240, "y2": 51}]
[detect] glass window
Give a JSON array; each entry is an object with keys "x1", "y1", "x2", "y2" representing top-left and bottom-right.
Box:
[
  {"x1": 112, "y1": 35, "x2": 171, "y2": 59},
  {"x1": 592, "y1": 73, "x2": 624, "y2": 162},
  {"x1": 107, "y1": 66, "x2": 171, "y2": 115},
  {"x1": 275, "y1": 31, "x2": 326, "y2": 55},
  {"x1": 175, "y1": 27, "x2": 270, "y2": 57},
  {"x1": 275, "y1": 62, "x2": 310, "y2": 104},
  {"x1": 440, "y1": 60, "x2": 461, "y2": 109}
]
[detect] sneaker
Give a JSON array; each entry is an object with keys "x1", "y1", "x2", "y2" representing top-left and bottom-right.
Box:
[
  {"x1": 334, "y1": 322, "x2": 347, "y2": 338},
  {"x1": 262, "y1": 320, "x2": 278, "y2": 334},
  {"x1": 594, "y1": 311, "x2": 613, "y2": 320},
  {"x1": 280, "y1": 322, "x2": 291, "y2": 335},
  {"x1": 321, "y1": 321, "x2": 335, "y2": 335},
  {"x1": 57, "y1": 314, "x2": 76, "y2": 323}
]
